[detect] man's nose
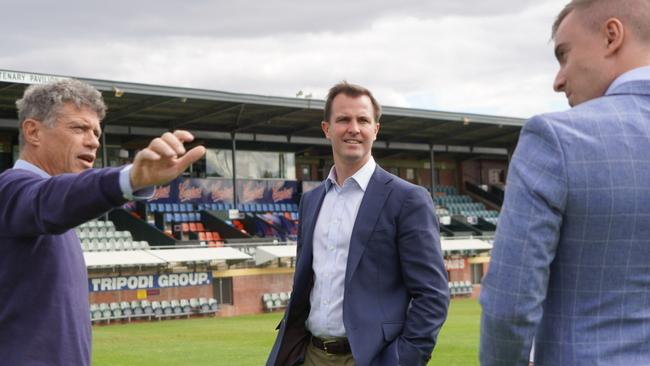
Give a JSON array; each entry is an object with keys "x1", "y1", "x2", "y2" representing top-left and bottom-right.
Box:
[
  {"x1": 553, "y1": 70, "x2": 566, "y2": 93},
  {"x1": 348, "y1": 120, "x2": 361, "y2": 134},
  {"x1": 86, "y1": 133, "x2": 100, "y2": 149}
]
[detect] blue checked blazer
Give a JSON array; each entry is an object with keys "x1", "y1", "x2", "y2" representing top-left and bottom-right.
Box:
[{"x1": 480, "y1": 79, "x2": 650, "y2": 366}]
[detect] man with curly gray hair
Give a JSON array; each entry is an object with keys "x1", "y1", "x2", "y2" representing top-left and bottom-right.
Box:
[{"x1": 0, "y1": 78, "x2": 205, "y2": 365}]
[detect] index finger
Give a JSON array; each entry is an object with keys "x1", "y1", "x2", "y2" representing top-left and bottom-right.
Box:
[{"x1": 172, "y1": 130, "x2": 195, "y2": 143}]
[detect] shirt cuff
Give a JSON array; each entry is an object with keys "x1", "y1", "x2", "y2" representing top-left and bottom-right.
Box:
[{"x1": 119, "y1": 164, "x2": 155, "y2": 200}]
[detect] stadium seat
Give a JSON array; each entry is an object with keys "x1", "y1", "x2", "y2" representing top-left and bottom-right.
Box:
[
  {"x1": 151, "y1": 301, "x2": 163, "y2": 316},
  {"x1": 171, "y1": 300, "x2": 183, "y2": 315},
  {"x1": 189, "y1": 298, "x2": 200, "y2": 311},
  {"x1": 110, "y1": 302, "x2": 122, "y2": 318},
  {"x1": 90, "y1": 304, "x2": 102, "y2": 320},
  {"x1": 265, "y1": 300, "x2": 274, "y2": 311},
  {"x1": 161, "y1": 301, "x2": 173, "y2": 315},
  {"x1": 120, "y1": 302, "x2": 132, "y2": 317},
  {"x1": 100, "y1": 303, "x2": 112, "y2": 318},
  {"x1": 198, "y1": 297, "x2": 210, "y2": 312},
  {"x1": 141, "y1": 300, "x2": 153, "y2": 315},
  {"x1": 131, "y1": 300, "x2": 143, "y2": 316},
  {"x1": 208, "y1": 298, "x2": 218, "y2": 311},
  {"x1": 180, "y1": 299, "x2": 192, "y2": 314}
]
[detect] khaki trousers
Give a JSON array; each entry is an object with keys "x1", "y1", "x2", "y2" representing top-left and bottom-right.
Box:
[{"x1": 301, "y1": 341, "x2": 356, "y2": 366}]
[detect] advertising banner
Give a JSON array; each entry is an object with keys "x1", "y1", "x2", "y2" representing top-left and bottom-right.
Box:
[{"x1": 88, "y1": 272, "x2": 212, "y2": 292}]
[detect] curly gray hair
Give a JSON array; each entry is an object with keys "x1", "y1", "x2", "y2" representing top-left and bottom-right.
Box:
[{"x1": 16, "y1": 78, "x2": 106, "y2": 147}]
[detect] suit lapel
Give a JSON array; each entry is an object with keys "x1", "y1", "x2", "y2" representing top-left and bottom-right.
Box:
[{"x1": 345, "y1": 166, "x2": 393, "y2": 285}]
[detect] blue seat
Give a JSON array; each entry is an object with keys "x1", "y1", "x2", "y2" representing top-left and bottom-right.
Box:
[
  {"x1": 181, "y1": 213, "x2": 189, "y2": 222},
  {"x1": 149, "y1": 203, "x2": 157, "y2": 213},
  {"x1": 164, "y1": 213, "x2": 173, "y2": 223},
  {"x1": 164, "y1": 203, "x2": 172, "y2": 213}
]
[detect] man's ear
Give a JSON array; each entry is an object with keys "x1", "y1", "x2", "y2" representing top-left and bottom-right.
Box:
[
  {"x1": 604, "y1": 17, "x2": 625, "y2": 56},
  {"x1": 321, "y1": 121, "x2": 330, "y2": 139},
  {"x1": 22, "y1": 118, "x2": 42, "y2": 147}
]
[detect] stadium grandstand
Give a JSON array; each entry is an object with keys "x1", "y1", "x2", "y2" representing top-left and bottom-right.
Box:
[{"x1": 0, "y1": 69, "x2": 524, "y2": 321}]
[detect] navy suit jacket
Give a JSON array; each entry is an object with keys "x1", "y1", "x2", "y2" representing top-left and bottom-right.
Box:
[
  {"x1": 267, "y1": 165, "x2": 449, "y2": 366},
  {"x1": 480, "y1": 79, "x2": 650, "y2": 365}
]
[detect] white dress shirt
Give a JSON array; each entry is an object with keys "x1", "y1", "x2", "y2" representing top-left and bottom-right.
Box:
[{"x1": 306, "y1": 157, "x2": 376, "y2": 337}]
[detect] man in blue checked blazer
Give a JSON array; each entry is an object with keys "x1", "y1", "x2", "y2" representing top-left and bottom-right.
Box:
[
  {"x1": 266, "y1": 82, "x2": 449, "y2": 366},
  {"x1": 480, "y1": 0, "x2": 650, "y2": 365}
]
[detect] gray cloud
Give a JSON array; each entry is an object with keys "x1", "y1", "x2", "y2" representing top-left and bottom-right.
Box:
[{"x1": 1, "y1": 0, "x2": 570, "y2": 118}]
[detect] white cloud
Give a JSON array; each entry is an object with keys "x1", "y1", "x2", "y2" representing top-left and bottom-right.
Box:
[{"x1": 0, "y1": 0, "x2": 570, "y2": 118}]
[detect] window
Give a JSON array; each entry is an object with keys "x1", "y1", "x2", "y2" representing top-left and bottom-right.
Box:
[
  {"x1": 94, "y1": 146, "x2": 131, "y2": 168},
  {"x1": 406, "y1": 168, "x2": 415, "y2": 180},
  {"x1": 471, "y1": 263, "x2": 484, "y2": 284},
  {"x1": 213, "y1": 277, "x2": 233, "y2": 305},
  {"x1": 301, "y1": 164, "x2": 311, "y2": 180},
  {"x1": 206, "y1": 149, "x2": 296, "y2": 179}
]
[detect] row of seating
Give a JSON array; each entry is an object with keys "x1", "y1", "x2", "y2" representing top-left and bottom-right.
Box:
[
  {"x1": 149, "y1": 202, "x2": 300, "y2": 213},
  {"x1": 80, "y1": 239, "x2": 150, "y2": 252},
  {"x1": 448, "y1": 208, "x2": 499, "y2": 219},
  {"x1": 262, "y1": 292, "x2": 291, "y2": 311},
  {"x1": 449, "y1": 281, "x2": 473, "y2": 296},
  {"x1": 77, "y1": 229, "x2": 133, "y2": 240},
  {"x1": 434, "y1": 186, "x2": 458, "y2": 196},
  {"x1": 446, "y1": 202, "x2": 486, "y2": 211},
  {"x1": 78, "y1": 220, "x2": 115, "y2": 229},
  {"x1": 435, "y1": 195, "x2": 473, "y2": 205},
  {"x1": 148, "y1": 203, "x2": 195, "y2": 213},
  {"x1": 90, "y1": 298, "x2": 219, "y2": 322},
  {"x1": 240, "y1": 203, "x2": 298, "y2": 213},
  {"x1": 163, "y1": 212, "x2": 202, "y2": 223}
]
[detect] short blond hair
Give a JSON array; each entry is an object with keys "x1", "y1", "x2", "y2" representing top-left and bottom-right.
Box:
[{"x1": 552, "y1": 0, "x2": 650, "y2": 41}]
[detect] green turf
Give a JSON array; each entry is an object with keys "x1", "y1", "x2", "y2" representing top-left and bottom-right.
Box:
[{"x1": 92, "y1": 298, "x2": 480, "y2": 366}]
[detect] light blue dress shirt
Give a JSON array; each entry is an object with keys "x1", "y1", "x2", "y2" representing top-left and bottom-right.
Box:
[
  {"x1": 606, "y1": 65, "x2": 650, "y2": 94},
  {"x1": 306, "y1": 156, "x2": 376, "y2": 338},
  {"x1": 13, "y1": 159, "x2": 154, "y2": 200}
]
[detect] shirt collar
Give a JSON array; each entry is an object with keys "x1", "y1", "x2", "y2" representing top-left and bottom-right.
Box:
[
  {"x1": 325, "y1": 156, "x2": 376, "y2": 192},
  {"x1": 13, "y1": 159, "x2": 51, "y2": 178},
  {"x1": 606, "y1": 65, "x2": 650, "y2": 95}
]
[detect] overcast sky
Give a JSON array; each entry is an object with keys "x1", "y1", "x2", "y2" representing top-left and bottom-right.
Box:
[{"x1": 0, "y1": 0, "x2": 570, "y2": 118}]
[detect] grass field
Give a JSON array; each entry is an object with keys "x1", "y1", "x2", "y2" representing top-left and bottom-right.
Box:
[{"x1": 93, "y1": 298, "x2": 480, "y2": 366}]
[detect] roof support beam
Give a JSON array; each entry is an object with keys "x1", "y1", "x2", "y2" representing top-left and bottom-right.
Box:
[
  {"x1": 174, "y1": 103, "x2": 243, "y2": 129},
  {"x1": 103, "y1": 96, "x2": 174, "y2": 123}
]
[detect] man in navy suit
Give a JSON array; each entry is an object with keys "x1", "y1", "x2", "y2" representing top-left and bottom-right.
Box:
[
  {"x1": 480, "y1": 0, "x2": 650, "y2": 364},
  {"x1": 266, "y1": 82, "x2": 449, "y2": 366},
  {"x1": 0, "y1": 79, "x2": 205, "y2": 365}
]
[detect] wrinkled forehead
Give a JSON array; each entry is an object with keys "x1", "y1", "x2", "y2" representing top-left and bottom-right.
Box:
[{"x1": 53, "y1": 102, "x2": 102, "y2": 130}]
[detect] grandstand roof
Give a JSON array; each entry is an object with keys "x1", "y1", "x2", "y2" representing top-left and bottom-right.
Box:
[
  {"x1": 441, "y1": 238, "x2": 492, "y2": 252},
  {"x1": 0, "y1": 69, "x2": 525, "y2": 157},
  {"x1": 83, "y1": 248, "x2": 250, "y2": 268},
  {"x1": 254, "y1": 245, "x2": 297, "y2": 265}
]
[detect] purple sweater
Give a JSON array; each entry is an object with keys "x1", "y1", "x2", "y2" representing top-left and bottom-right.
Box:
[{"x1": 0, "y1": 167, "x2": 127, "y2": 365}]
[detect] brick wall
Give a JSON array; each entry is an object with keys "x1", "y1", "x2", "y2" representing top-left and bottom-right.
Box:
[{"x1": 216, "y1": 273, "x2": 294, "y2": 317}]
